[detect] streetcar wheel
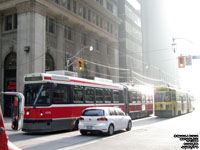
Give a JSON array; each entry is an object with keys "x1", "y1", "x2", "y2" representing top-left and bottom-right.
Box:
[
  {"x1": 107, "y1": 124, "x2": 114, "y2": 136},
  {"x1": 126, "y1": 121, "x2": 132, "y2": 131}
]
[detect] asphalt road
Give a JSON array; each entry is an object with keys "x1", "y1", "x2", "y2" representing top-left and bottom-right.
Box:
[{"x1": 6, "y1": 109, "x2": 200, "y2": 150}]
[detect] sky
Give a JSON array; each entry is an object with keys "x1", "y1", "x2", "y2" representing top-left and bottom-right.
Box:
[
  {"x1": 163, "y1": 0, "x2": 200, "y2": 97},
  {"x1": 141, "y1": 0, "x2": 200, "y2": 98},
  {"x1": 164, "y1": 0, "x2": 200, "y2": 53}
]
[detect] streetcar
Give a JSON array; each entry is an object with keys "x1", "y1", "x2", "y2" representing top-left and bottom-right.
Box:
[
  {"x1": 22, "y1": 71, "x2": 153, "y2": 133},
  {"x1": 154, "y1": 86, "x2": 195, "y2": 117}
]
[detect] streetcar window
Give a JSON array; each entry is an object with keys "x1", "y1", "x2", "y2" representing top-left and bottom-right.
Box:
[
  {"x1": 24, "y1": 83, "x2": 51, "y2": 106},
  {"x1": 137, "y1": 92, "x2": 142, "y2": 102},
  {"x1": 165, "y1": 93, "x2": 171, "y2": 101},
  {"x1": 113, "y1": 90, "x2": 120, "y2": 103},
  {"x1": 95, "y1": 88, "x2": 104, "y2": 104},
  {"x1": 172, "y1": 93, "x2": 176, "y2": 101},
  {"x1": 142, "y1": 94, "x2": 146, "y2": 102},
  {"x1": 52, "y1": 84, "x2": 69, "y2": 104},
  {"x1": 154, "y1": 92, "x2": 171, "y2": 102},
  {"x1": 85, "y1": 87, "x2": 94, "y2": 104},
  {"x1": 104, "y1": 89, "x2": 112, "y2": 103},
  {"x1": 129, "y1": 91, "x2": 137, "y2": 103},
  {"x1": 73, "y1": 86, "x2": 84, "y2": 104}
]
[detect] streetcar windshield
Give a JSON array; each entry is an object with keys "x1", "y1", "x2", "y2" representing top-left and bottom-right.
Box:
[
  {"x1": 154, "y1": 92, "x2": 171, "y2": 102},
  {"x1": 24, "y1": 83, "x2": 51, "y2": 106}
]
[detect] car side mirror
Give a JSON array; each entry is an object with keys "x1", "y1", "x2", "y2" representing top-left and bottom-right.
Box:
[{"x1": 0, "y1": 127, "x2": 5, "y2": 134}]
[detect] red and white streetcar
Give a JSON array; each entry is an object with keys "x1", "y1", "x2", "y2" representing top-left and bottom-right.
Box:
[{"x1": 22, "y1": 71, "x2": 153, "y2": 133}]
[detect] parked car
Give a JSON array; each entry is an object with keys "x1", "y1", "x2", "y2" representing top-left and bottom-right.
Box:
[
  {"x1": 78, "y1": 107, "x2": 132, "y2": 136},
  {"x1": 0, "y1": 106, "x2": 21, "y2": 150}
]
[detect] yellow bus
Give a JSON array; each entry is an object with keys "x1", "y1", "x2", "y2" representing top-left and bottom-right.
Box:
[{"x1": 154, "y1": 87, "x2": 195, "y2": 117}]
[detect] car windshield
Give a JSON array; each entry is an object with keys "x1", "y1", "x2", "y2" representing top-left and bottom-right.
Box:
[
  {"x1": 24, "y1": 83, "x2": 51, "y2": 106},
  {"x1": 154, "y1": 92, "x2": 171, "y2": 102},
  {"x1": 82, "y1": 109, "x2": 105, "y2": 116}
]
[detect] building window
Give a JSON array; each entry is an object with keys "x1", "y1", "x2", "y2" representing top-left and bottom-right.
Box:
[
  {"x1": 110, "y1": 24, "x2": 113, "y2": 34},
  {"x1": 55, "y1": 0, "x2": 59, "y2": 4},
  {"x1": 46, "y1": 17, "x2": 55, "y2": 34},
  {"x1": 73, "y1": 0, "x2": 77, "y2": 13},
  {"x1": 79, "y1": 6, "x2": 83, "y2": 17},
  {"x1": 100, "y1": 18, "x2": 103, "y2": 28},
  {"x1": 96, "y1": 15, "x2": 99, "y2": 26},
  {"x1": 5, "y1": 52, "x2": 16, "y2": 70},
  {"x1": 67, "y1": 0, "x2": 71, "y2": 10},
  {"x1": 100, "y1": 0, "x2": 103, "y2": 5},
  {"x1": 83, "y1": 7, "x2": 86, "y2": 19},
  {"x1": 106, "y1": 44, "x2": 111, "y2": 55},
  {"x1": 65, "y1": 26, "x2": 72, "y2": 41},
  {"x1": 46, "y1": 53, "x2": 55, "y2": 71},
  {"x1": 107, "y1": 69, "x2": 111, "y2": 79},
  {"x1": 4, "y1": 13, "x2": 17, "y2": 31},
  {"x1": 107, "y1": 22, "x2": 110, "y2": 32},
  {"x1": 96, "y1": 0, "x2": 103, "y2": 5},
  {"x1": 81, "y1": 33, "x2": 87, "y2": 46},
  {"x1": 95, "y1": 65, "x2": 100, "y2": 77},
  {"x1": 88, "y1": 10, "x2": 91, "y2": 22},
  {"x1": 106, "y1": 2, "x2": 113, "y2": 13},
  {"x1": 95, "y1": 40, "x2": 99, "y2": 51}
]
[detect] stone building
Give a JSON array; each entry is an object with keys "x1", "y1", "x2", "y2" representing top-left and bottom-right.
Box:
[
  {"x1": 118, "y1": 0, "x2": 143, "y2": 83},
  {"x1": 0, "y1": 0, "x2": 120, "y2": 116}
]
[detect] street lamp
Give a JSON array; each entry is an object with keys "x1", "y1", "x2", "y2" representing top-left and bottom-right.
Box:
[
  {"x1": 172, "y1": 37, "x2": 193, "y2": 53},
  {"x1": 66, "y1": 45, "x2": 93, "y2": 71}
]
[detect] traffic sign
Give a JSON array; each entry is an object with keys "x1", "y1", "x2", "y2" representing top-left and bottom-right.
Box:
[{"x1": 192, "y1": 55, "x2": 200, "y2": 59}]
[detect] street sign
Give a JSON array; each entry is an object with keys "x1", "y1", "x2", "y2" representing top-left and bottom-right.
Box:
[{"x1": 192, "y1": 55, "x2": 200, "y2": 59}]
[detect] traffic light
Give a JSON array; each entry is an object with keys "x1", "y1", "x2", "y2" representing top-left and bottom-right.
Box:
[
  {"x1": 178, "y1": 56, "x2": 186, "y2": 68},
  {"x1": 78, "y1": 58, "x2": 84, "y2": 72}
]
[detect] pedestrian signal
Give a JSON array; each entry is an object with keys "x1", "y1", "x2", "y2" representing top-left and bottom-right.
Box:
[
  {"x1": 78, "y1": 58, "x2": 84, "y2": 72},
  {"x1": 186, "y1": 55, "x2": 192, "y2": 66},
  {"x1": 178, "y1": 56, "x2": 186, "y2": 68}
]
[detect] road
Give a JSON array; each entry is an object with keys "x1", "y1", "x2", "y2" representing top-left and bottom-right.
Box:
[{"x1": 6, "y1": 109, "x2": 200, "y2": 150}]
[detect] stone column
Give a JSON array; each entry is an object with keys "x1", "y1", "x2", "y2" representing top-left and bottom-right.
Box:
[
  {"x1": 113, "y1": 42, "x2": 119, "y2": 82},
  {"x1": 16, "y1": 1, "x2": 47, "y2": 92},
  {"x1": 56, "y1": 15, "x2": 67, "y2": 70},
  {"x1": 72, "y1": 24, "x2": 84, "y2": 55}
]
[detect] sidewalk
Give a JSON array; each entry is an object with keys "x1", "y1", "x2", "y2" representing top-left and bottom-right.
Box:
[{"x1": 4, "y1": 117, "x2": 12, "y2": 131}]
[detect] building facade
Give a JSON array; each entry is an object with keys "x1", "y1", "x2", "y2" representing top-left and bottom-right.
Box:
[
  {"x1": 140, "y1": 0, "x2": 178, "y2": 87},
  {"x1": 0, "y1": 0, "x2": 120, "y2": 116},
  {"x1": 118, "y1": 0, "x2": 143, "y2": 83}
]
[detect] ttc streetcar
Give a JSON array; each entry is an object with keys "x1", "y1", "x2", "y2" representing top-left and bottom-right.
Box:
[
  {"x1": 154, "y1": 86, "x2": 195, "y2": 117},
  {"x1": 22, "y1": 72, "x2": 153, "y2": 133}
]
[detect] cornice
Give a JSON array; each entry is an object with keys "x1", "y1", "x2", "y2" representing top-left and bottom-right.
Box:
[{"x1": 16, "y1": 0, "x2": 47, "y2": 16}]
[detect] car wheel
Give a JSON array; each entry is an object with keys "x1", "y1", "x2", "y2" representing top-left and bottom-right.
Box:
[
  {"x1": 126, "y1": 120, "x2": 132, "y2": 131},
  {"x1": 107, "y1": 124, "x2": 114, "y2": 136},
  {"x1": 80, "y1": 130, "x2": 87, "y2": 135}
]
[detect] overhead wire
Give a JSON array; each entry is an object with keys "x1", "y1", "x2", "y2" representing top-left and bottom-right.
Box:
[{"x1": 0, "y1": 10, "x2": 178, "y2": 86}]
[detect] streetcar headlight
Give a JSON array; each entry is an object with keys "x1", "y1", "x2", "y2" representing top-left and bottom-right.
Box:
[
  {"x1": 26, "y1": 111, "x2": 30, "y2": 116},
  {"x1": 40, "y1": 112, "x2": 43, "y2": 116}
]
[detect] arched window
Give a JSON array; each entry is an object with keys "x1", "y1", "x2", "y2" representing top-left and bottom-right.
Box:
[
  {"x1": 4, "y1": 52, "x2": 16, "y2": 70},
  {"x1": 46, "y1": 53, "x2": 54, "y2": 71}
]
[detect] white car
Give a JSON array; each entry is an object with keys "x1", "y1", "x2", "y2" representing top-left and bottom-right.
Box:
[{"x1": 78, "y1": 107, "x2": 132, "y2": 136}]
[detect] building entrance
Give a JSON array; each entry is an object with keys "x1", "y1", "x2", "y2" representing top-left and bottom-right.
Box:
[{"x1": 4, "y1": 52, "x2": 16, "y2": 117}]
